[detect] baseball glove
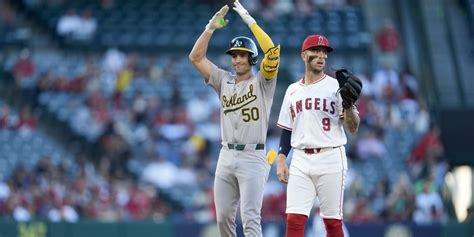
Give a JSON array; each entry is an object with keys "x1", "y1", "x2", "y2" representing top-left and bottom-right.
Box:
[{"x1": 335, "y1": 68, "x2": 362, "y2": 109}]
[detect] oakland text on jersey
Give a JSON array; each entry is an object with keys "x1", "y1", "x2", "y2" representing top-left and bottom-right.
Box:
[
  {"x1": 290, "y1": 97, "x2": 336, "y2": 119},
  {"x1": 222, "y1": 84, "x2": 257, "y2": 114}
]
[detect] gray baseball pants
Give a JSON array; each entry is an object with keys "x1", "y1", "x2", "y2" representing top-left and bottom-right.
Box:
[{"x1": 214, "y1": 146, "x2": 270, "y2": 237}]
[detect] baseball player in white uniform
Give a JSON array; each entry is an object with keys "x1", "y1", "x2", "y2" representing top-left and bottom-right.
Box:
[
  {"x1": 189, "y1": 1, "x2": 280, "y2": 236},
  {"x1": 275, "y1": 35, "x2": 361, "y2": 237}
]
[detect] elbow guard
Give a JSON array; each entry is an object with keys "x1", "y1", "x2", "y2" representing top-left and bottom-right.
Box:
[{"x1": 278, "y1": 128, "x2": 291, "y2": 156}]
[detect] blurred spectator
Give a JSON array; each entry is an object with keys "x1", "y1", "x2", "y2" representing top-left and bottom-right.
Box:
[
  {"x1": 272, "y1": 0, "x2": 294, "y2": 16},
  {"x1": 414, "y1": 103, "x2": 430, "y2": 133},
  {"x1": 12, "y1": 48, "x2": 35, "y2": 89},
  {"x1": 385, "y1": 173, "x2": 415, "y2": 221},
  {"x1": 47, "y1": 203, "x2": 79, "y2": 222},
  {"x1": 295, "y1": 0, "x2": 314, "y2": 16},
  {"x1": 98, "y1": 0, "x2": 115, "y2": 9},
  {"x1": 0, "y1": 104, "x2": 15, "y2": 129},
  {"x1": 148, "y1": 57, "x2": 163, "y2": 82},
  {"x1": 408, "y1": 124, "x2": 443, "y2": 164},
  {"x1": 103, "y1": 48, "x2": 127, "y2": 75},
  {"x1": 13, "y1": 204, "x2": 32, "y2": 222},
  {"x1": 17, "y1": 105, "x2": 37, "y2": 131},
  {"x1": 413, "y1": 178, "x2": 444, "y2": 224},
  {"x1": 132, "y1": 91, "x2": 148, "y2": 123},
  {"x1": 0, "y1": 180, "x2": 10, "y2": 215},
  {"x1": 87, "y1": 90, "x2": 110, "y2": 126},
  {"x1": 125, "y1": 184, "x2": 154, "y2": 220},
  {"x1": 75, "y1": 9, "x2": 97, "y2": 40},
  {"x1": 399, "y1": 65, "x2": 419, "y2": 96},
  {"x1": 142, "y1": 156, "x2": 179, "y2": 190},
  {"x1": 239, "y1": 0, "x2": 260, "y2": 14},
  {"x1": 158, "y1": 107, "x2": 191, "y2": 165},
  {"x1": 398, "y1": 94, "x2": 419, "y2": 128},
  {"x1": 369, "y1": 177, "x2": 390, "y2": 217},
  {"x1": 186, "y1": 92, "x2": 215, "y2": 124},
  {"x1": 348, "y1": 199, "x2": 376, "y2": 223},
  {"x1": 101, "y1": 48, "x2": 126, "y2": 98},
  {"x1": 356, "y1": 69, "x2": 374, "y2": 98},
  {"x1": 261, "y1": 180, "x2": 286, "y2": 221},
  {"x1": 376, "y1": 19, "x2": 401, "y2": 53},
  {"x1": 112, "y1": 56, "x2": 135, "y2": 109},
  {"x1": 259, "y1": 0, "x2": 276, "y2": 20},
  {"x1": 56, "y1": 9, "x2": 81, "y2": 37},
  {"x1": 56, "y1": 8, "x2": 97, "y2": 40},
  {"x1": 376, "y1": 19, "x2": 401, "y2": 67},
  {"x1": 355, "y1": 129, "x2": 387, "y2": 161},
  {"x1": 371, "y1": 63, "x2": 400, "y2": 101},
  {"x1": 0, "y1": 0, "x2": 18, "y2": 31}
]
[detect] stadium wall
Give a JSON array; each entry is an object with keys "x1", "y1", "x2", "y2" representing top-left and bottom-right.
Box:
[{"x1": 0, "y1": 220, "x2": 471, "y2": 237}]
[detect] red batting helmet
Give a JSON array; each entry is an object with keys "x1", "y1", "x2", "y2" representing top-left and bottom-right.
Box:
[{"x1": 301, "y1": 35, "x2": 333, "y2": 53}]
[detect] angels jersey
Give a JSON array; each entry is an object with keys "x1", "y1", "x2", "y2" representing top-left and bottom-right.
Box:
[
  {"x1": 277, "y1": 75, "x2": 355, "y2": 149},
  {"x1": 207, "y1": 64, "x2": 277, "y2": 144}
]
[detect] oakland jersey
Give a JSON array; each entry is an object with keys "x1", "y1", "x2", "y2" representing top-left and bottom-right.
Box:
[{"x1": 207, "y1": 64, "x2": 277, "y2": 144}]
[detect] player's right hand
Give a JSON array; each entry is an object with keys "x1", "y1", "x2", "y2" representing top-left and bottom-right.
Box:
[
  {"x1": 205, "y1": 5, "x2": 229, "y2": 33},
  {"x1": 276, "y1": 154, "x2": 289, "y2": 184}
]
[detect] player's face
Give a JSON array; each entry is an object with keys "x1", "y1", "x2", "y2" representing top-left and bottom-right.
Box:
[
  {"x1": 302, "y1": 47, "x2": 328, "y2": 74},
  {"x1": 231, "y1": 51, "x2": 251, "y2": 75}
]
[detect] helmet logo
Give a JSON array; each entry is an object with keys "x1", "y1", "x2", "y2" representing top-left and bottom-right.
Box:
[
  {"x1": 233, "y1": 40, "x2": 242, "y2": 47},
  {"x1": 318, "y1": 36, "x2": 324, "y2": 45}
]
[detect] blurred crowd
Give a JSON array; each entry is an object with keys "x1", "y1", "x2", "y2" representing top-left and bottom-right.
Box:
[
  {"x1": 2, "y1": 46, "x2": 222, "y2": 222},
  {"x1": 56, "y1": 8, "x2": 97, "y2": 40},
  {"x1": 0, "y1": 104, "x2": 38, "y2": 133},
  {"x1": 213, "y1": 0, "x2": 362, "y2": 20},
  {"x1": 0, "y1": 154, "x2": 173, "y2": 222},
  {"x1": 0, "y1": 0, "x2": 453, "y2": 227}
]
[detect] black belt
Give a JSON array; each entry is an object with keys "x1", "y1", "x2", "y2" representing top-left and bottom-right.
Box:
[{"x1": 227, "y1": 143, "x2": 265, "y2": 151}]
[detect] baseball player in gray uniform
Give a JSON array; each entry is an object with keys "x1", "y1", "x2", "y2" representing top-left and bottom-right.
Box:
[{"x1": 188, "y1": 1, "x2": 280, "y2": 236}]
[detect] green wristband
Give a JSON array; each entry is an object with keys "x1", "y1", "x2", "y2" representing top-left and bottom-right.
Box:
[{"x1": 219, "y1": 18, "x2": 227, "y2": 27}]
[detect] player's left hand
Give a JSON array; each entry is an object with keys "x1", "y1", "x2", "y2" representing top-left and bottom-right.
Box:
[
  {"x1": 276, "y1": 154, "x2": 289, "y2": 184},
  {"x1": 233, "y1": 0, "x2": 256, "y2": 26},
  {"x1": 335, "y1": 68, "x2": 362, "y2": 109}
]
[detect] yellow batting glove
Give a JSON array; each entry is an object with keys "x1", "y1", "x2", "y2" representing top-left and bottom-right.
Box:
[
  {"x1": 260, "y1": 44, "x2": 280, "y2": 79},
  {"x1": 266, "y1": 148, "x2": 277, "y2": 165}
]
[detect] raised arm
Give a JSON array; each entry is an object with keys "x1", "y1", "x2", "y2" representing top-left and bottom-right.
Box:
[
  {"x1": 233, "y1": 1, "x2": 280, "y2": 80},
  {"x1": 189, "y1": 5, "x2": 229, "y2": 83}
]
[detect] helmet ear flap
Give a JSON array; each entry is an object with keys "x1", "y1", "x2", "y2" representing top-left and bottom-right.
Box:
[{"x1": 249, "y1": 56, "x2": 258, "y2": 65}]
